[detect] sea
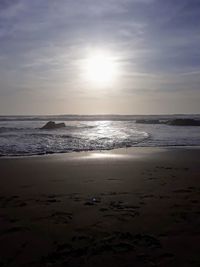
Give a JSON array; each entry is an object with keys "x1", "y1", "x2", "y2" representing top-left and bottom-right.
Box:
[{"x1": 0, "y1": 114, "x2": 200, "y2": 157}]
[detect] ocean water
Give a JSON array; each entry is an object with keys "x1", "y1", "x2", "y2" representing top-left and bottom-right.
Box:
[{"x1": 0, "y1": 115, "x2": 200, "y2": 156}]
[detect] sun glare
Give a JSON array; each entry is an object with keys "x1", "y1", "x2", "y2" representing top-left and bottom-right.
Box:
[{"x1": 83, "y1": 50, "x2": 118, "y2": 86}]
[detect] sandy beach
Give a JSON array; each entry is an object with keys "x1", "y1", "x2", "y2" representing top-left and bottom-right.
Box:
[{"x1": 0, "y1": 147, "x2": 200, "y2": 266}]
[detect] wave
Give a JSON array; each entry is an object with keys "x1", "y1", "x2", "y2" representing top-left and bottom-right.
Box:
[
  {"x1": 0, "y1": 124, "x2": 95, "y2": 133},
  {"x1": 0, "y1": 118, "x2": 200, "y2": 157},
  {"x1": 0, "y1": 127, "x2": 29, "y2": 133},
  {"x1": 0, "y1": 132, "x2": 149, "y2": 155}
]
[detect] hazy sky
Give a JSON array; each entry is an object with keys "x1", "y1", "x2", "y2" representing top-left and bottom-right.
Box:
[{"x1": 0, "y1": 0, "x2": 200, "y2": 115}]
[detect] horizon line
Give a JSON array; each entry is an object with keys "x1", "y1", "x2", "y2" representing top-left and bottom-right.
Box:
[{"x1": 0, "y1": 113, "x2": 200, "y2": 117}]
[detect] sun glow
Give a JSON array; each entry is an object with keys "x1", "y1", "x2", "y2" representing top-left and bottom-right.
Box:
[{"x1": 83, "y1": 50, "x2": 118, "y2": 86}]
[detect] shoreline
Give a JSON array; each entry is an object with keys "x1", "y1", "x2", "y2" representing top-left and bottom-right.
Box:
[{"x1": 1, "y1": 145, "x2": 200, "y2": 160}]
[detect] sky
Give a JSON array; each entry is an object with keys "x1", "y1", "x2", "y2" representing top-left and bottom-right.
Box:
[{"x1": 0, "y1": 0, "x2": 200, "y2": 115}]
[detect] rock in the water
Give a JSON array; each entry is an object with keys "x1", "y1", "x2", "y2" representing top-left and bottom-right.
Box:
[
  {"x1": 41, "y1": 121, "x2": 66, "y2": 129},
  {"x1": 135, "y1": 119, "x2": 161, "y2": 124},
  {"x1": 135, "y1": 118, "x2": 200, "y2": 126},
  {"x1": 167, "y1": 119, "x2": 200, "y2": 126}
]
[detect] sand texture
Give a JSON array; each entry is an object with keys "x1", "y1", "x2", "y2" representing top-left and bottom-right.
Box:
[{"x1": 0, "y1": 147, "x2": 200, "y2": 266}]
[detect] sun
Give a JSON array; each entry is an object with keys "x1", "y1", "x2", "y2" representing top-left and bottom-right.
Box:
[{"x1": 83, "y1": 50, "x2": 118, "y2": 86}]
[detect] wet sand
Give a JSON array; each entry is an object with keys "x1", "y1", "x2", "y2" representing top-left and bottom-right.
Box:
[{"x1": 0, "y1": 147, "x2": 200, "y2": 266}]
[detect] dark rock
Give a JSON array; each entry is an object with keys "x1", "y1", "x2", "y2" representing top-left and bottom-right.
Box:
[
  {"x1": 41, "y1": 121, "x2": 66, "y2": 129},
  {"x1": 135, "y1": 119, "x2": 161, "y2": 124},
  {"x1": 167, "y1": 119, "x2": 200, "y2": 126},
  {"x1": 136, "y1": 118, "x2": 200, "y2": 126}
]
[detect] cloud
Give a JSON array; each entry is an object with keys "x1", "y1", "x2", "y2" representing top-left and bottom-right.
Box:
[{"x1": 0, "y1": 0, "x2": 25, "y2": 17}]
